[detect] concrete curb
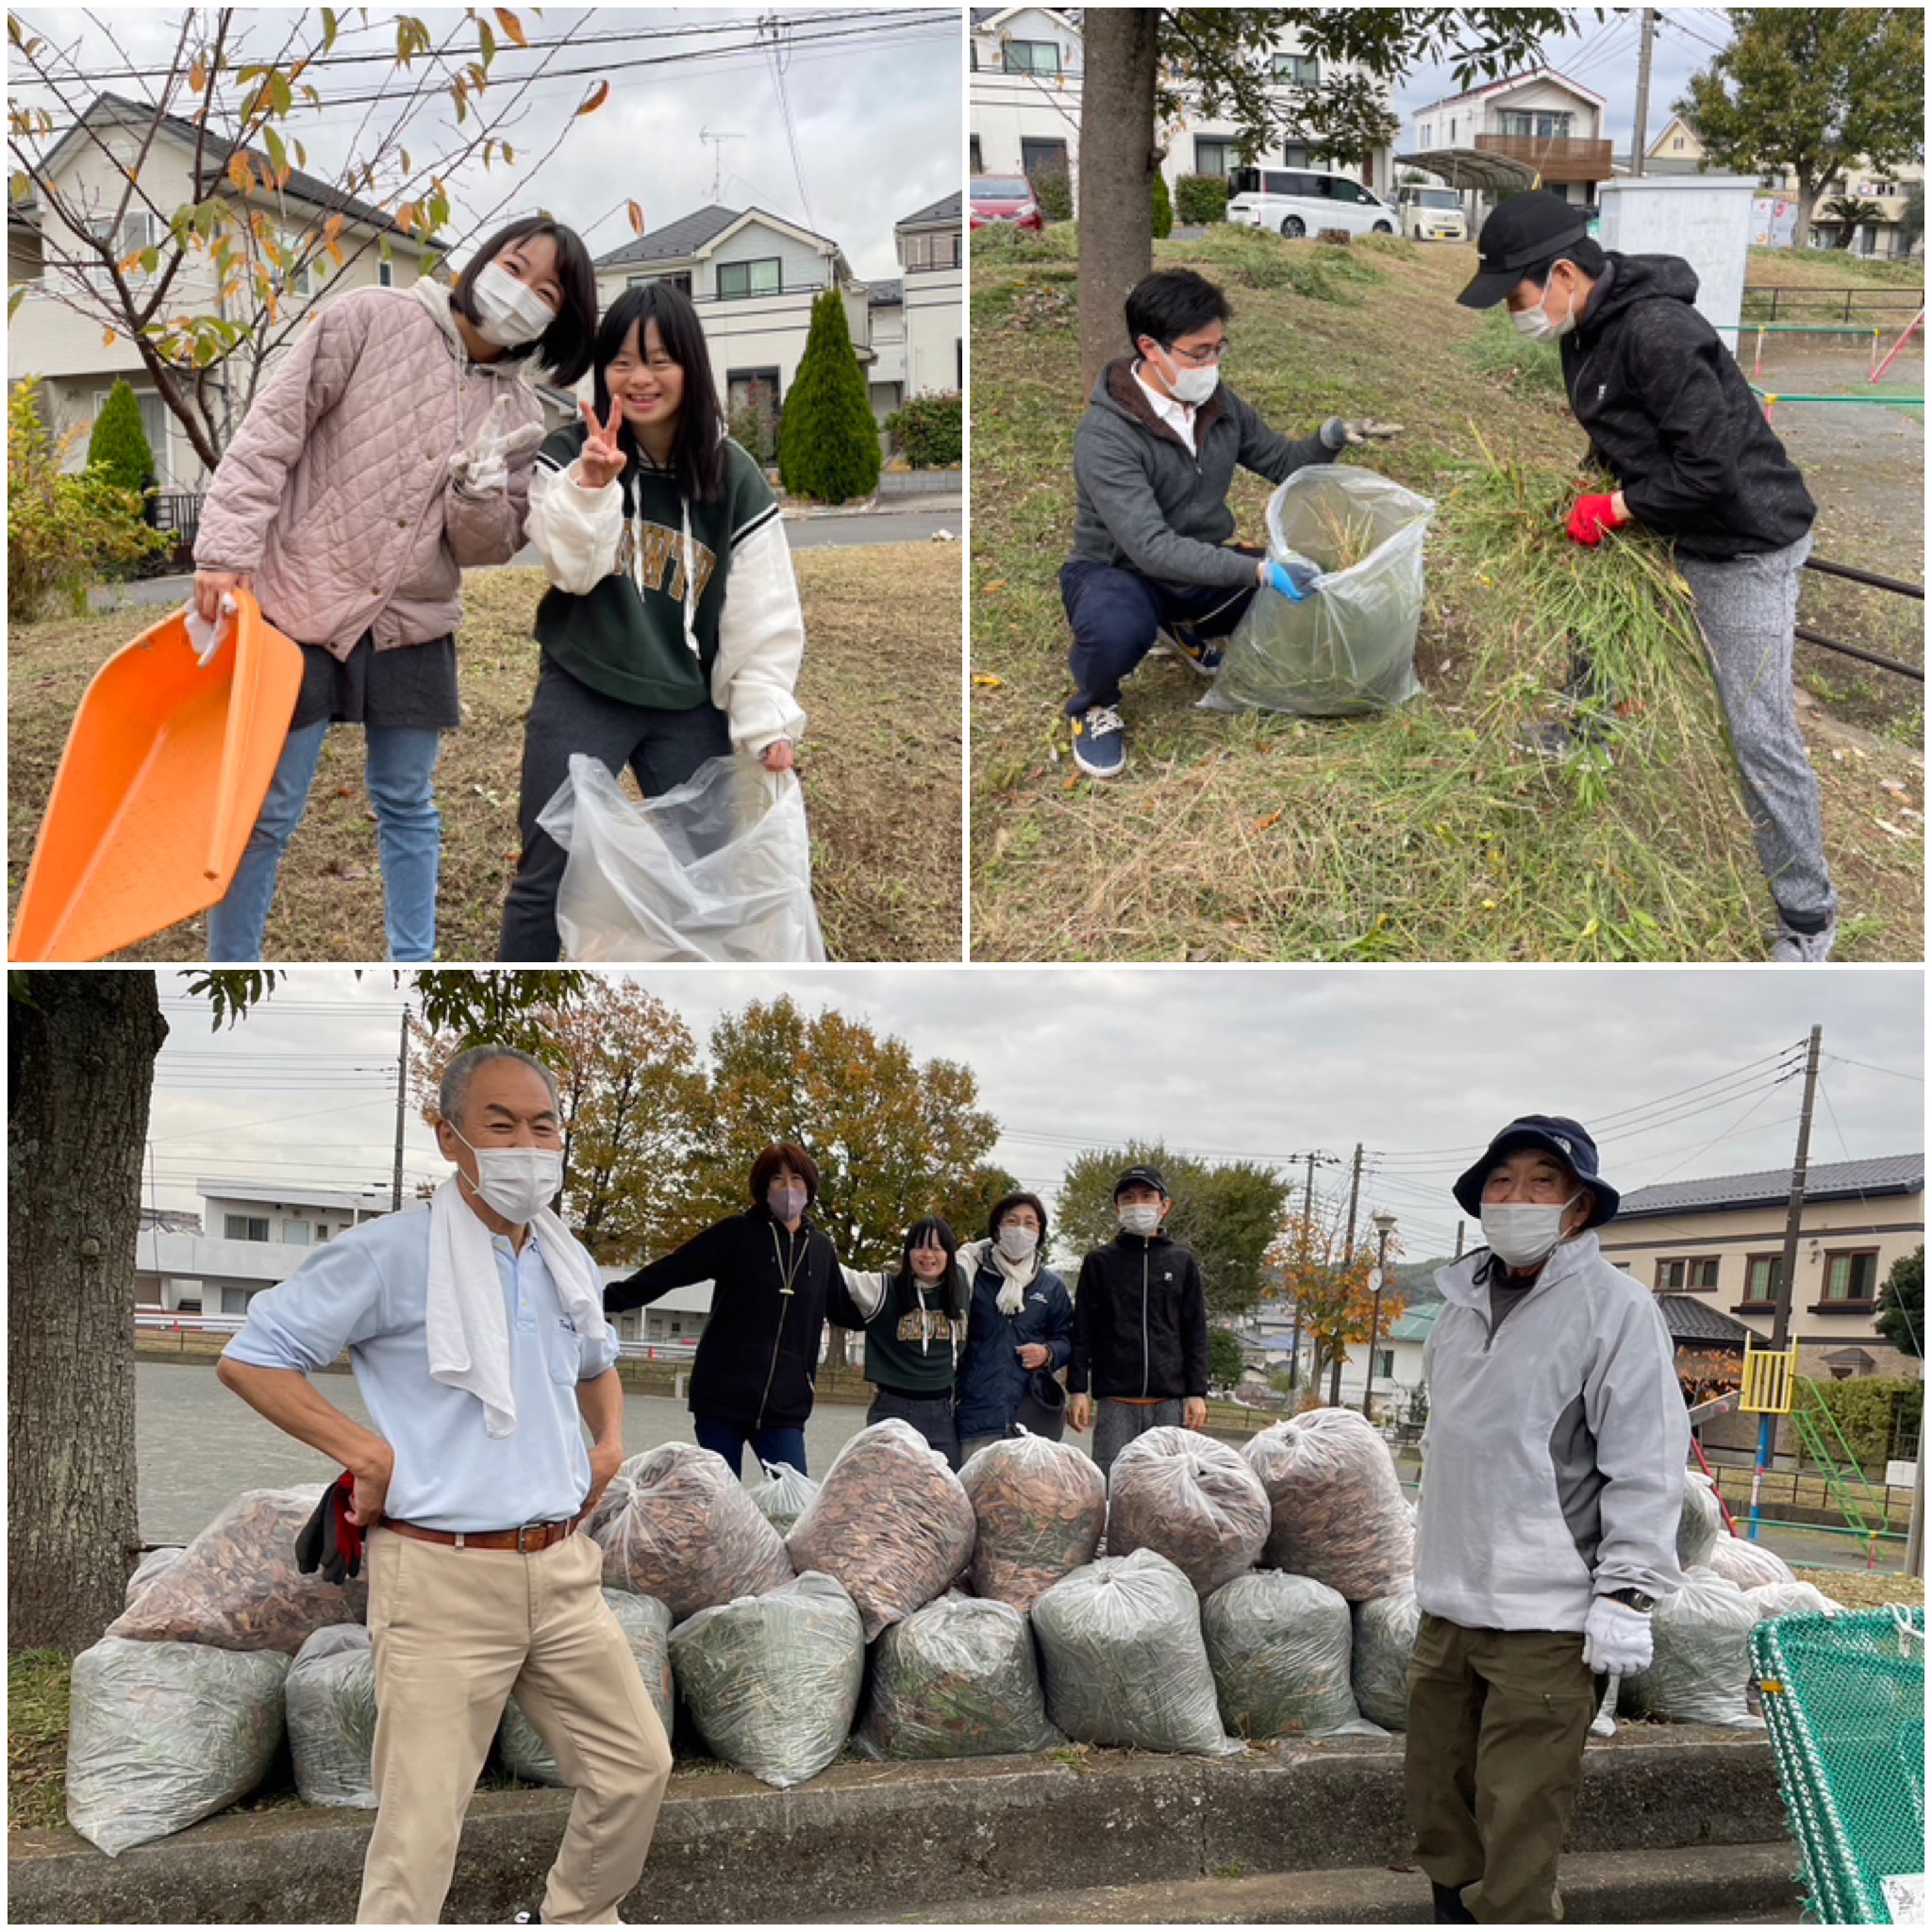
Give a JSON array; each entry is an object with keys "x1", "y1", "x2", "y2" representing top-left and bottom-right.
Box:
[{"x1": 8, "y1": 1730, "x2": 1788, "y2": 1924}]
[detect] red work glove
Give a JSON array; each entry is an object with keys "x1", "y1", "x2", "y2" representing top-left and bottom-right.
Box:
[{"x1": 1565, "y1": 492, "x2": 1628, "y2": 547}]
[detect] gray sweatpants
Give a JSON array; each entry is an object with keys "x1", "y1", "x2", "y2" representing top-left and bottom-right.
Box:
[
  {"x1": 1676, "y1": 531, "x2": 1836, "y2": 924},
  {"x1": 1091, "y1": 1398, "x2": 1183, "y2": 1482}
]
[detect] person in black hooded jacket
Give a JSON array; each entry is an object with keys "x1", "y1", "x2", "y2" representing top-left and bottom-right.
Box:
[
  {"x1": 606, "y1": 1141, "x2": 866, "y2": 1479},
  {"x1": 1456, "y1": 191, "x2": 1837, "y2": 964},
  {"x1": 1065, "y1": 1165, "x2": 1209, "y2": 1478}
]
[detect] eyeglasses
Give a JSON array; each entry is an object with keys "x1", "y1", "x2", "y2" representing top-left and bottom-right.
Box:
[{"x1": 1165, "y1": 339, "x2": 1229, "y2": 366}]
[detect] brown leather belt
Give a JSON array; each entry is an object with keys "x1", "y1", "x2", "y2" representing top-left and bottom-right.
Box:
[{"x1": 382, "y1": 1517, "x2": 576, "y2": 1553}]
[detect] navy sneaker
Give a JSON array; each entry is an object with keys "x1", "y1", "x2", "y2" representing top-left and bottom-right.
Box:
[
  {"x1": 1158, "y1": 619, "x2": 1224, "y2": 676},
  {"x1": 1071, "y1": 704, "x2": 1126, "y2": 777}
]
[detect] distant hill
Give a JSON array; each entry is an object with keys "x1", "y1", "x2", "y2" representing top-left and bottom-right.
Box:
[{"x1": 1393, "y1": 1258, "x2": 1456, "y2": 1304}]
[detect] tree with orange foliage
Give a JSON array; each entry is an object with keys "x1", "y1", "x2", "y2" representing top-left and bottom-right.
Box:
[{"x1": 1265, "y1": 1206, "x2": 1406, "y2": 1402}]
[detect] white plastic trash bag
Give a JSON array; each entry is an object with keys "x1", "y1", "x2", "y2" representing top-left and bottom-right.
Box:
[
  {"x1": 1703, "y1": 1532, "x2": 1796, "y2": 1592},
  {"x1": 539, "y1": 752, "x2": 827, "y2": 962},
  {"x1": 285, "y1": 1624, "x2": 377, "y2": 1808},
  {"x1": 1243, "y1": 1407, "x2": 1414, "y2": 1602},
  {"x1": 1105, "y1": 1426, "x2": 1270, "y2": 1600},
  {"x1": 1203, "y1": 1571, "x2": 1376, "y2": 1740},
  {"x1": 1748, "y1": 1579, "x2": 1844, "y2": 1620},
  {"x1": 1203, "y1": 466, "x2": 1435, "y2": 718},
  {"x1": 1677, "y1": 1471, "x2": 1724, "y2": 1571},
  {"x1": 1618, "y1": 1569, "x2": 1762, "y2": 1727},
  {"x1": 1029, "y1": 1549, "x2": 1239, "y2": 1756},
  {"x1": 746, "y1": 1460, "x2": 820, "y2": 1540},
  {"x1": 67, "y1": 1636, "x2": 290, "y2": 1855},
  {"x1": 1352, "y1": 1587, "x2": 1421, "y2": 1730},
  {"x1": 854, "y1": 1592, "x2": 1060, "y2": 1760},
  {"x1": 500, "y1": 1590, "x2": 675, "y2": 1786}
]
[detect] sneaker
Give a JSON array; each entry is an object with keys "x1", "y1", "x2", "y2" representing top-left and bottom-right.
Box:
[
  {"x1": 1071, "y1": 705, "x2": 1126, "y2": 777},
  {"x1": 1431, "y1": 1881, "x2": 1477, "y2": 1924},
  {"x1": 511, "y1": 1914, "x2": 541, "y2": 1925},
  {"x1": 1768, "y1": 914, "x2": 1837, "y2": 963},
  {"x1": 1157, "y1": 620, "x2": 1224, "y2": 677}
]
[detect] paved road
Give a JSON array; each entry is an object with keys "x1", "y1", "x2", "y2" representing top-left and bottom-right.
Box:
[{"x1": 89, "y1": 503, "x2": 962, "y2": 614}]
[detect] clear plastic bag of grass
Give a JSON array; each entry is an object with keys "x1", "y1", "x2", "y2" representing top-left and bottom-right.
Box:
[{"x1": 1203, "y1": 466, "x2": 1435, "y2": 719}]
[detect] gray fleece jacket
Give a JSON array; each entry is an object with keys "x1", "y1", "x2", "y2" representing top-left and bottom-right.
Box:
[{"x1": 1067, "y1": 359, "x2": 1340, "y2": 592}]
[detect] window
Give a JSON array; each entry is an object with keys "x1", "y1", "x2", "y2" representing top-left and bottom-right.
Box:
[
  {"x1": 282, "y1": 1221, "x2": 308, "y2": 1246},
  {"x1": 905, "y1": 229, "x2": 960, "y2": 272},
  {"x1": 277, "y1": 230, "x2": 311, "y2": 296},
  {"x1": 1194, "y1": 137, "x2": 1233, "y2": 178},
  {"x1": 1655, "y1": 1257, "x2": 1719, "y2": 1291},
  {"x1": 970, "y1": 135, "x2": 984, "y2": 174},
  {"x1": 1329, "y1": 177, "x2": 1371, "y2": 204},
  {"x1": 221, "y1": 1288, "x2": 249, "y2": 1315},
  {"x1": 1274, "y1": 53, "x2": 1320, "y2": 86},
  {"x1": 1375, "y1": 1348, "x2": 1394, "y2": 1379},
  {"x1": 1499, "y1": 109, "x2": 1574, "y2": 141},
  {"x1": 92, "y1": 387, "x2": 172, "y2": 484},
  {"x1": 1821, "y1": 1250, "x2": 1879, "y2": 1304},
  {"x1": 377, "y1": 258, "x2": 394, "y2": 287},
  {"x1": 1021, "y1": 137, "x2": 1069, "y2": 179},
  {"x1": 225, "y1": 1214, "x2": 271, "y2": 1242},
  {"x1": 1420, "y1": 125, "x2": 1432, "y2": 151},
  {"x1": 629, "y1": 270, "x2": 693, "y2": 295},
  {"x1": 716, "y1": 258, "x2": 780, "y2": 300},
  {"x1": 1742, "y1": 1255, "x2": 1782, "y2": 1304},
  {"x1": 726, "y1": 367, "x2": 782, "y2": 461},
  {"x1": 1672, "y1": 136, "x2": 1686, "y2": 151},
  {"x1": 1006, "y1": 39, "x2": 1060, "y2": 76}
]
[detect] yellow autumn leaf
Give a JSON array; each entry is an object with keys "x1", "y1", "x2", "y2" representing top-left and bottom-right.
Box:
[
  {"x1": 970, "y1": 673, "x2": 1004, "y2": 689},
  {"x1": 1253, "y1": 811, "x2": 1282, "y2": 832},
  {"x1": 226, "y1": 149, "x2": 252, "y2": 192},
  {"x1": 495, "y1": 8, "x2": 527, "y2": 49}
]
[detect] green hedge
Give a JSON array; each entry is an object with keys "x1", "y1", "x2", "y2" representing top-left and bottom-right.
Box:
[
  {"x1": 886, "y1": 390, "x2": 961, "y2": 469},
  {"x1": 1153, "y1": 169, "x2": 1174, "y2": 240},
  {"x1": 1175, "y1": 174, "x2": 1230, "y2": 225},
  {"x1": 1804, "y1": 1375, "x2": 1924, "y2": 1470},
  {"x1": 1029, "y1": 164, "x2": 1073, "y2": 224}
]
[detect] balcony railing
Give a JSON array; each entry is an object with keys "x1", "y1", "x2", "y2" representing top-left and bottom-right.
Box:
[{"x1": 1474, "y1": 134, "x2": 1614, "y2": 183}]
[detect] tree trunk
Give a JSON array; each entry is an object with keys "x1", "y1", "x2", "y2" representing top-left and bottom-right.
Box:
[
  {"x1": 8, "y1": 971, "x2": 168, "y2": 1651},
  {"x1": 1078, "y1": 8, "x2": 1161, "y2": 391},
  {"x1": 1790, "y1": 178, "x2": 1818, "y2": 252},
  {"x1": 1328, "y1": 1353, "x2": 1343, "y2": 1406}
]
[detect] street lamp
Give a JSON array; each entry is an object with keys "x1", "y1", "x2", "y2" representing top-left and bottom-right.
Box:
[{"x1": 1362, "y1": 1212, "x2": 1397, "y2": 1421}]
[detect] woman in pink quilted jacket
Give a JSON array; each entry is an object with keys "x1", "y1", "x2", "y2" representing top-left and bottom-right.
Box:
[{"x1": 192, "y1": 217, "x2": 597, "y2": 961}]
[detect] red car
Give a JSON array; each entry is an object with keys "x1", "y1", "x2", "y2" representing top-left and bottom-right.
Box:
[{"x1": 970, "y1": 175, "x2": 1043, "y2": 232}]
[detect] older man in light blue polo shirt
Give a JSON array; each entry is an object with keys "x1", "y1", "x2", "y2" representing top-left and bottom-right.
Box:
[{"x1": 218, "y1": 1042, "x2": 670, "y2": 1925}]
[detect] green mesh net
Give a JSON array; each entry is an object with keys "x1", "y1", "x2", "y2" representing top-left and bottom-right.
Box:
[{"x1": 1752, "y1": 1607, "x2": 1925, "y2": 1924}]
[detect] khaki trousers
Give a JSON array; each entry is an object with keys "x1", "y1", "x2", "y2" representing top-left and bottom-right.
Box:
[
  {"x1": 1402, "y1": 1613, "x2": 1603, "y2": 1924},
  {"x1": 357, "y1": 1525, "x2": 673, "y2": 1924}
]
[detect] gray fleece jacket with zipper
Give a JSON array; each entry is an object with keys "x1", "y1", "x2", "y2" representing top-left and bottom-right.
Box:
[
  {"x1": 1418, "y1": 1230, "x2": 1689, "y2": 1633},
  {"x1": 1067, "y1": 358, "x2": 1341, "y2": 592}
]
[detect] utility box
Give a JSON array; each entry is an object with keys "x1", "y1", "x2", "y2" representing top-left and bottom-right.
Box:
[{"x1": 1596, "y1": 175, "x2": 1758, "y2": 344}]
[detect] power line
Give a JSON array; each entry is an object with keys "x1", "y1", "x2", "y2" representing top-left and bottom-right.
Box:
[{"x1": 1822, "y1": 1053, "x2": 1924, "y2": 1086}]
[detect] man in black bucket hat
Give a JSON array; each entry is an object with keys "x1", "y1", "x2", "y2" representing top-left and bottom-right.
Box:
[
  {"x1": 1066, "y1": 1163, "x2": 1210, "y2": 1476},
  {"x1": 1456, "y1": 190, "x2": 1837, "y2": 963},
  {"x1": 1407, "y1": 1113, "x2": 1688, "y2": 1924}
]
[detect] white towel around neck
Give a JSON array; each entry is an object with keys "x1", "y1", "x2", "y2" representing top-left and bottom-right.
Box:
[{"x1": 425, "y1": 1178, "x2": 609, "y2": 1439}]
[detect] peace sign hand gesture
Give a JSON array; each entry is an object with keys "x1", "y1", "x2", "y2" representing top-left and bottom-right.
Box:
[{"x1": 575, "y1": 399, "x2": 627, "y2": 491}]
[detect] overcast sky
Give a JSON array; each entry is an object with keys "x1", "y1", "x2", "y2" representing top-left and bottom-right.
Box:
[
  {"x1": 1391, "y1": 6, "x2": 1724, "y2": 158},
  {"x1": 145, "y1": 967, "x2": 1924, "y2": 1263},
  {"x1": 10, "y1": 7, "x2": 961, "y2": 281}
]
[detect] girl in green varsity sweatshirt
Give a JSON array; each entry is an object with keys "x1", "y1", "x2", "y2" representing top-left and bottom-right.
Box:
[{"x1": 499, "y1": 280, "x2": 807, "y2": 958}]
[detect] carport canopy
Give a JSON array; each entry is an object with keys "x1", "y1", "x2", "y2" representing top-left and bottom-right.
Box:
[{"x1": 1391, "y1": 148, "x2": 1541, "y2": 194}]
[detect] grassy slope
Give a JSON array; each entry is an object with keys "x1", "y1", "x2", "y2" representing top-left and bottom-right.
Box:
[
  {"x1": 969, "y1": 227, "x2": 1924, "y2": 962},
  {"x1": 8, "y1": 544, "x2": 962, "y2": 963}
]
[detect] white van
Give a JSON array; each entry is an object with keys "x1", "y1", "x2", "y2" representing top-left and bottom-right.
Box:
[
  {"x1": 1396, "y1": 185, "x2": 1470, "y2": 242},
  {"x1": 1224, "y1": 165, "x2": 1399, "y2": 240}
]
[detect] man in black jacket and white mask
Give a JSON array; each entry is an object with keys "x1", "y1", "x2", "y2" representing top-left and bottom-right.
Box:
[{"x1": 1457, "y1": 191, "x2": 1837, "y2": 962}]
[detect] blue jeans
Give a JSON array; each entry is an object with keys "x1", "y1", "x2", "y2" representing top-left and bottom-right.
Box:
[
  {"x1": 692, "y1": 1415, "x2": 810, "y2": 1482},
  {"x1": 206, "y1": 720, "x2": 443, "y2": 961}
]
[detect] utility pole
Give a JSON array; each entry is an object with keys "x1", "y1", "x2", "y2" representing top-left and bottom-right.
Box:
[
  {"x1": 1363, "y1": 1212, "x2": 1396, "y2": 1421},
  {"x1": 1630, "y1": 8, "x2": 1656, "y2": 178},
  {"x1": 1331, "y1": 1142, "x2": 1363, "y2": 1405},
  {"x1": 391, "y1": 1008, "x2": 408, "y2": 1213},
  {"x1": 1453, "y1": 1219, "x2": 1465, "y2": 1259},
  {"x1": 1749, "y1": 1025, "x2": 1822, "y2": 1539},
  {"x1": 1287, "y1": 1151, "x2": 1324, "y2": 1394}
]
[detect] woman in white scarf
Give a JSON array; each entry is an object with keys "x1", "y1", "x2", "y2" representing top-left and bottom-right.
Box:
[{"x1": 953, "y1": 1191, "x2": 1076, "y2": 1459}]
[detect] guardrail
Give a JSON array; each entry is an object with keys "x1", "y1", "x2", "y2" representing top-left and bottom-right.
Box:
[
  {"x1": 136, "y1": 1310, "x2": 705, "y2": 1363},
  {"x1": 1744, "y1": 285, "x2": 1925, "y2": 325}
]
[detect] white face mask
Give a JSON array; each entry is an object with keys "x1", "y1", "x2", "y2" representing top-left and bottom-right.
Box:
[
  {"x1": 1148, "y1": 341, "x2": 1220, "y2": 406},
  {"x1": 470, "y1": 259, "x2": 557, "y2": 348},
  {"x1": 997, "y1": 1224, "x2": 1040, "y2": 1262},
  {"x1": 1481, "y1": 1194, "x2": 1581, "y2": 1269},
  {"x1": 1509, "y1": 273, "x2": 1576, "y2": 343},
  {"x1": 450, "y1": 1125, "x2": 562, "y2": 1224},
  {"x1": 768, "y1": 1183, "x2": 809, "y2": 1224},
  {"x1": 1118, "y1": 1202, "x2": 1163, "y2": 1237}
]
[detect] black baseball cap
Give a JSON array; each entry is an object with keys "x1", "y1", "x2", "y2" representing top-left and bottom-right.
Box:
[
  {"x1": 1457, "y1": 192, "x2": 1592, "y2": 308},
  {"x1": 1114, "y1": 1164, "x2": 1171, "y2": 1200},
  {"x1": 1452, "y1": 1115, "x2": 1620, "y2": 1226}
]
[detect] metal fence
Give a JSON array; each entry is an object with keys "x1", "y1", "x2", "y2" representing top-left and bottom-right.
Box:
[{"x1": 1743, "y1": 284, "x2": 1925, "y2": 325}]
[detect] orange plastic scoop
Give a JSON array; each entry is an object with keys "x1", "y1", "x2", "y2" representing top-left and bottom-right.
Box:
[{"x1": 10, "y1": 589, "x2": 303, "y2": 961}]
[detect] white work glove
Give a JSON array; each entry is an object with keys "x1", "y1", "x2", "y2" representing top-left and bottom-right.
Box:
[
  {"x1": 184, "y1": 592, "x2": 238, "y2": 668},
  {"x1": 1582, "y1": 1595, "x2": 1654, "y2": 1676},
  {"x1": 450, "y1": 392, "x2": 546, "y2": 498},
  {"x1": 1320, "y1": 416, "x2": 1405, "y2": 451}
]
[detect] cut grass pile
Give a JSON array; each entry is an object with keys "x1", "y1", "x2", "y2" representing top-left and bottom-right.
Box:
[
  {"x1": 7, "y1": 543, "x2": 960, "y2": 963},
  {"x1": 970, "y1": 228, "x2": 1924, "y2": 961}
]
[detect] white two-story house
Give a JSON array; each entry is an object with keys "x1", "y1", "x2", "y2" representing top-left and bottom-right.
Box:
[
  {"x1": 893, "y1": 191, "x2": 962, "y2": 400},
  {"x1": 8, "y1": 92, "x2": 434, "y2": 495},
  {"x1": 1408, "y1": 68, "x2": 1615, "y2": 210},
  {"x1": 592, "y1": 205, "x2": 874, "y2": 458},
  {"x1": 969, "y1": 8, "x2": 1396, "y2": 208}
]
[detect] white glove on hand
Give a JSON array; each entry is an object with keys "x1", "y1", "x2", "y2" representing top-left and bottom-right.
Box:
[
  {"x1": 450, "y1": 392, "x2": 545, "y2": 497},
  {"x1": 184, "y1": 592, "x2": 238, "y2": 668},
  {"x1": 1320, "y1": 416, "x2": 1405, "y2": 451},
  {"x1": 1582, "y1": 1595, "x2": 1654, "y2": 1675}
]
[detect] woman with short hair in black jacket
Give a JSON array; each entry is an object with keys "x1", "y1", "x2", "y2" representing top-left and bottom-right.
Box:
[{"x1": 606, "y1": 1141, "x2": 865, "y2": 1478}]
